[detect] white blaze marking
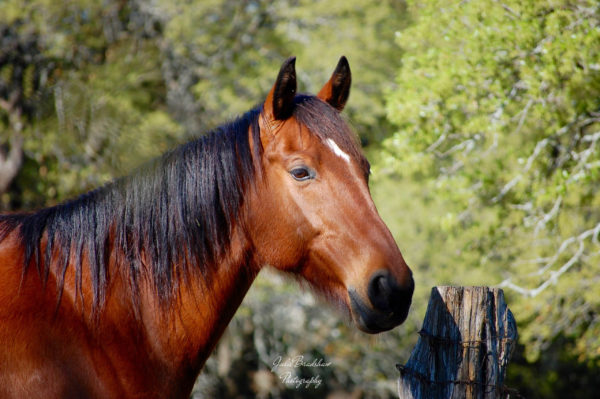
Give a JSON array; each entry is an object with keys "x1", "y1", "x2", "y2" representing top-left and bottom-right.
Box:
[{"x1": 326, "y1": 138, "x2": 350, "y2": 163}]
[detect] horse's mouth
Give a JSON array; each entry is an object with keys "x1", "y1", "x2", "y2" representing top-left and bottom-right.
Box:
[{"x1": 348, "y1": 289, "x2": 411, "y2": 334}]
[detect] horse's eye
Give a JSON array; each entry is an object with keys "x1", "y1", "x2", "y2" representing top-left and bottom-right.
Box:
[{"x1": 290, "y1": 166, "x2": 314, "y2": 181}]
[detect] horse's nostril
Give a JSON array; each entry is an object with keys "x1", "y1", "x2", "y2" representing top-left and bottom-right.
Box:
[
  {"x1": 352, "y1": 271, "x2": 414, "y2": 332},
  {"x1": 368, "y1": 270, "x2": 414, "y2": 313},
  {"x1": 378, "y1": 275, "x2": 391, "y2": 296},
  {"x1": 368, "y1": 271, "x2": 392, "y2": 311}
]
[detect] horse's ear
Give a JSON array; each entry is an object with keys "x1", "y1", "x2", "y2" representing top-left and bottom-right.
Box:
[
  {"x1": 264, "y1": 57, "x2": 297, "y2": 121},
  {"x1": 317, "y1": 56, "x2": 351, "y2": 111}
]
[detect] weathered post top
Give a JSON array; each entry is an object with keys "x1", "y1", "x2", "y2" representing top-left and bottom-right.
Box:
[{"x1": 397, "y1": 286, "x2": 518, "y2": 399}]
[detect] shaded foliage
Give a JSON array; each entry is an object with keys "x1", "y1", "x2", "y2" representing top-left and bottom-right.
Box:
[
  {"x1": 508, "y1": 338, "x2": 600, "y2": 399},
  {"x1": 1, "y1": 0, "x2": 182, "y2": 209}
]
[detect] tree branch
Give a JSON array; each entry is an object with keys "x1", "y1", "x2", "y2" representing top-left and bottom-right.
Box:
[{"x1": 498, "y1": 223, "x2": 600, "y2": 297}]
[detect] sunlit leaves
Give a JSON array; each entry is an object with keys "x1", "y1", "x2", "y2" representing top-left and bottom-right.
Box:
[{"x1": 382, "y1": 0, "x2": 600, "y2": 361}]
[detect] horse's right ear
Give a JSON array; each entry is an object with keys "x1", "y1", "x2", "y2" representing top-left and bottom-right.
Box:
[
  {"x1": 264, "y1": 57, "x2": 297, "y2": 121},
  {"x1": 317, "y1": 56, "x2": 351, "y2": 111}
]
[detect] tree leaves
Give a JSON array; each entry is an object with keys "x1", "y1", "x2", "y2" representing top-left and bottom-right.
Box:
[{"x1": 382, "y1": 0, "x2": 600, "y2": 362}]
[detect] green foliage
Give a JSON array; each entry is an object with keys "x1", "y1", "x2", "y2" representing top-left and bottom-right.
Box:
[
  {"x1": 155, "y1": 0, "x2": 408, "y2": 142},
  {"x1": 1, "y1": 0, "x2": 183, "y2": 208},
  {"x1": 508, "y1": 340, "x2": 600, "y2": 399},
  {"x1": 382, "y1": 0, "x2": 600, "y2": 363}
]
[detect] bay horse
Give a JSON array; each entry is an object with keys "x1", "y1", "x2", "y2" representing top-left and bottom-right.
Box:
[{"x1": 0, "y1": 57, "x2": 413, "y2": 398}]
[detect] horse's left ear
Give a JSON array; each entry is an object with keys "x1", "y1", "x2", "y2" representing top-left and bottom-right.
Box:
[
  {"x1": 264, "y1": 57, "x2": 297, "y2": 121},
  {"x1": 317, "y1": 56, "x2": 351, "y2": 111}
]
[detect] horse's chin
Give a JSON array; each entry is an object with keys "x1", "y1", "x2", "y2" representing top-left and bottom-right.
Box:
[{"x1": 348, "y1": 289, "x2": 409, "y2": 334}]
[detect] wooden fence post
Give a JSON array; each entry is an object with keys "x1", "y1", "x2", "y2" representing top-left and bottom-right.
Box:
[{"x1": 397, "y1": 286, "x2": 518, "y2": 399}]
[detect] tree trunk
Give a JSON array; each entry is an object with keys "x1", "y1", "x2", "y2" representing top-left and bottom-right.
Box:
[
  {"x1": 0, "y1": 98, "x2": 24, "y2": 197},
  {"x1": 0, "y1": 134, "x2": 23, "y2": 195}
]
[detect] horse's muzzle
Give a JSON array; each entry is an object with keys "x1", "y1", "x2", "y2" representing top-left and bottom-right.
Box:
[{"x1": 349, "y1": 270, "x2": 414, "y2": 333}]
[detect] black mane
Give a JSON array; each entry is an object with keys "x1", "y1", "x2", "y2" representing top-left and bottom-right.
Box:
[{"x1": 0, "y1": 96, "x2": 366, "y2": 311}]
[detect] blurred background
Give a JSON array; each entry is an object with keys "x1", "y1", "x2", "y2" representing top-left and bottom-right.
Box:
[{"x1": 1, "y1": 0, "x2": 599, "y2": 398}]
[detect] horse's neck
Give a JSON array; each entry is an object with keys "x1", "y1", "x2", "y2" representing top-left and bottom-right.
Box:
[{"x1": 125, "y1": 225, "x2": 259, "y2": 391}]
